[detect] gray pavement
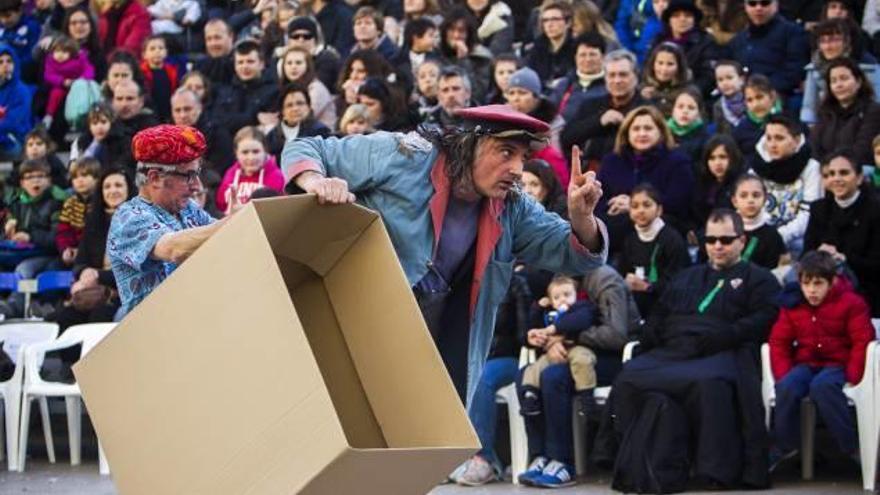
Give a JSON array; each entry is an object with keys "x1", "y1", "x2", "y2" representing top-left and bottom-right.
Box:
[{"x1": 0, "y1": 458, "x2": 867, "y2": 494}]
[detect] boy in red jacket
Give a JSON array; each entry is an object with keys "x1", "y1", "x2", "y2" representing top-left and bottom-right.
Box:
[{"x1": 768, "y1": 250, "x2": 875, "y2": 470}]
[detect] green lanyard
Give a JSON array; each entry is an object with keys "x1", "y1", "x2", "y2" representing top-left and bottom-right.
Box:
[
  {"x1": 648, "y1": 245, "x2": 660, "y2": 284},
  {"x1": 698, "y1": 279, "x2": 725, "y2": 314},
  {"x1": 742, "y1": 237, "x2": 759, "y2": 262}
]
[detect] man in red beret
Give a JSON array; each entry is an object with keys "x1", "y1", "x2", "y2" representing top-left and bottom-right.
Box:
[
  {"x1": 282, "y1": 104, "x2": 609, "y2": 410},
  {"x1": 106, "y1": 124, "x2": 227, "y2": 317}
]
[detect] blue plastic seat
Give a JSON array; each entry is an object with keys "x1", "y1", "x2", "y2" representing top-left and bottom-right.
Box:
[
  {"x1": 0, "y1": 272, "x2": 20, "y2": 293},
  {"x1": 35, "y1": 271, "x2": 74, "y2": 294}
]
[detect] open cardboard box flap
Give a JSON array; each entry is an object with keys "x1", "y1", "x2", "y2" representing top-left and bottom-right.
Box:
[{"x1": 74, "y1": 195, "x2": 479, "y2": 495}]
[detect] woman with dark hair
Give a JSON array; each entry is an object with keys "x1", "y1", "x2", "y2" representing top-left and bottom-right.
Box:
[
  {"x1": 691, "y1": 134, "x2": 743, "y2": 228},
  {"x1": 101, "y1": 50, "x2": 147, "y2": 101},
  {"x1": 811, "y1": 58, "x2": 880, "y2": 165},
  {"x1": 651, "y1": 0, "x2": 724, "y2": 98},
  {"x1": 63, "y1": 6, "x2": 107, "y2": 80},
  {"x1": 801, "y1": 18, "x2": 880, "y2": 125},
  {"x1": 357, "y1": 77, "x2": 417, "y2": 132},
  {"x1": 484, "y1": 53, "x2": 521, "y2": 105},
  {"x1": 53, "y1": 168, "x2": 135, "y2": 330},
  {"x1": 464, "y1": 0, "x2": 515, "y2": 55},
  {"x1": 278, "y1": 46, "x2": 337, "y2": 129},
  {"x1": 439, "y1": 8, "x2": 493, "y2": 102},
  {"x1": 335, "y1": 49, "x2": 406, "y2": 116},
  {"x1": 804, "y1": 151, "x2": 880, "y2": 316},
  {"x1": 639, "y1": 41, "x2": 697, "y2": 117},
  {"x1": 523, "y1": 159, "x2": 567, "y2": 217},
  {"x1": 266, "y1": 83, "x2": 331, "y2": 163}
]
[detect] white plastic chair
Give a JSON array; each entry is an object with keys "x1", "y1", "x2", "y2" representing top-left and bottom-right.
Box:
[
  {"x1": 501, "y1": 341, "x2": 639, "y2": 483},
  {"x1": 0, "y1": 322, "x2": 59, "y2": 471},
  {"x1": 761, "y1": 319, "x2": 879, "y2": 491},
  {"x1": 17, "y1": 323, "x2": 115, "y2": 473}
]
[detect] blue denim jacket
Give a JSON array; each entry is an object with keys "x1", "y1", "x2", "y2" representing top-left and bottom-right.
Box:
[{"x1": 282, "y1": 131, "x2": 609, "y2": 402}]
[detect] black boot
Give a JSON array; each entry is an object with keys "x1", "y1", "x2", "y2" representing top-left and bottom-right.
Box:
[
  {"x1": 519, "y1": 385, "x2": 543, "y2": 416},
  {"x1": 577, "y1": 388, "x2": 601, "y2": 420}
]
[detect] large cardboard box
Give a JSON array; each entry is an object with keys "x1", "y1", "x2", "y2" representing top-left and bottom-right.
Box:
[{"x1": 74, "y1": 196, "x2": 479, "y2": 495}]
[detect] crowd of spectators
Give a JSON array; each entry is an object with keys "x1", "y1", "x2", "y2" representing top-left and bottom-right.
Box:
[{"x1": 0, "y1": 0, "x2": 877, "y2": 490}]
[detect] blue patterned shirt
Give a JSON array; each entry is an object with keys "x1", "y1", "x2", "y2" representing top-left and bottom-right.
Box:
[{"x1": 107, "y1": 196, "x2": 215, "y2": 317}]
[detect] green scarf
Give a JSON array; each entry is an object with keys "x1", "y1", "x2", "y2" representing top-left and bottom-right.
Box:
[
  {"x1": 746, "y1": 99, "x2": 782, "y2": 126},
  {"x1": 666, "y1": 117, "x2": 704, "y2": 137}
]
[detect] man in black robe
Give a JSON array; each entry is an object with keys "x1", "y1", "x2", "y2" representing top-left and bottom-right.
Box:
[{"x1": 601, "y1": 208, "x2": 781, "y2": 489}]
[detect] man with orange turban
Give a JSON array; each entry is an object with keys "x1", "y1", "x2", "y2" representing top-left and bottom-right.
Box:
[{"x1": 107, "y1": 124, "x2": 227, "y2": 317}]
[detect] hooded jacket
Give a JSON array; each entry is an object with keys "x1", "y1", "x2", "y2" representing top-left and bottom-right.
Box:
[
  {"x1": 770, "y1": 277, "x2": 875, "y2": 384},
  {"x1": 0, "y1": 43, "x2": 32, "y2": 151}
]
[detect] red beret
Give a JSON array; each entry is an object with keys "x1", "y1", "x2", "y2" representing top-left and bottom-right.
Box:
[
  {"x1": 132, "y1": 125, "x2": 207, "y2": 165},
  {"x1": 454, "y1": 104, "x2": 550, "y2": 136}
]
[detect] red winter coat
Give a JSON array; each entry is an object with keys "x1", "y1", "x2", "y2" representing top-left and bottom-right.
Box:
[
  {"x1": 139, "y1": 61, "x2": 178, "y2": 94},
  {"x1": 769, "y1": 278, "x2": 875, "y2": 384},
  {"x1": 98, "y1": 0, "x2": 151, "y2": 57}
]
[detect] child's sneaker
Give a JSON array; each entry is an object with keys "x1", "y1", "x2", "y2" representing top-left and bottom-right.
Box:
[
  {"x1": 517, "y1": 456, "x2": 548, "y2": 486},
  {"x1": 532, "y1": 460, "x2": 577, "y2": 488},
  {"x1": 519, "y1": 385, "x2": 542, "y2": 416}
]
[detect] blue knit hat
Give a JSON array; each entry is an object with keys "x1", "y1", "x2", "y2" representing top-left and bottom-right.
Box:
[{"x1": 507, "y1": 68, "x2": 542, "y2": 96}]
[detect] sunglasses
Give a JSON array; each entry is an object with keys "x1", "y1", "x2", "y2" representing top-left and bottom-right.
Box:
[
  {"x1": 704, "y1": 235, "x2": 740, "y2": 246},
  {"x1": 289, "y1": 32, "x2": 314, "y2": 40},
  {"x1": 745, "y1": 0, "x2": 772, "y2": 7}
]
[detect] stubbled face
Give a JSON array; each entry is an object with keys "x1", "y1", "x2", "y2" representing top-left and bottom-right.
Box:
[
  {"x1": 470, "y1": 137, "x2": 529, "y2": 199},
  {"x1": 745, "y1": 0, "x2": 778, "y2": 26},
  {"x1": 234, "y1": 50, "x2": 264, "y2": 81},
  {"x1": 103, "y1": 173, "x2": 129, "y2": 209},
  {"x1": 112, "y1": 80, "x2": 144, "y2": 120},
  {"x1": 629, "y1": 191, "x2": 662, "y2": 228},
  {"x1": 205, "y1": 22, "x2": 233, "y2": 57},
  {"x1": 652, "y1": 51, "x2": 678, "y2": 83},
  {"x1": 801, "y1": 276, "x2": 832, "y2": 306},
  {"x1": 171, "y1": 93, "x2": 202, "y2": 126},
  {"x1": 671, "y1": 93, "x2": 700, "y2": 126},
  {"x1": 732, "y1": 178, "x2": 765, "y2": 219},
  {"x1": 438, "y1": 75, "x2": 470, "y2": 112},
  {"x1": 628, "y1": 114, "x2": 662, "y2": 152},
  {"x1": 745, "y1": 87, "x2": 774, "y2": 119},
  {"x1": 715, "y1": 65, "x2": 744, "y2": 97},
  {"x1": 704, "y1": 217, "x2": 745, "y2": 269},
  {"x1": 493, "y1": 60, "x2": 517, "y2": 93},
  {"x1": 521, "y1": 171, "x2": 546, "y2": 202},
  {"x1": 152, "y1": 159, "x2": 202, "y2": 215},
  {"x1": 706, "y1": 145, "x2": 730, "y2": 181},
  {"x1": 236, "y1": 138, "x2": 267, "y2": 176},
  {"x1": 763, "y1": 123, "x2": 799, "y2": 161},
  {"x1": 548, "y1": 282, "x2": 577, "y2": 311},
  {"x1": 821, "y1": 156, "x2": 861, "y2": 200},
  {"x1": 604, "y1": 58, "x2": 637, "y2": 99}
]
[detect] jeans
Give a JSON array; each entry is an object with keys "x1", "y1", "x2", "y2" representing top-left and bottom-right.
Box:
[
  {"x1": 773, "y1": 364, "x2": 857, "y2": 455},
  {"x1": 469, "y1": 357, "x2": 517, "y2": 471},
  {"x1": 518, "y1": 363, "x2": 575, "y2": 466}
]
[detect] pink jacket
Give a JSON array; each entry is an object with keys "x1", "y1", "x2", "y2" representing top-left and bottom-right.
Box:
[
  {"x1": 44, "y1": 51, "x2": 95, "y2": 89},
  {"x1": 216, "y1": 155, "x2": 285, "y2": 214}
]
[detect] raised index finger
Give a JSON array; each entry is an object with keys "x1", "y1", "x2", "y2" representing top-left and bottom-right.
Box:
[{"x1": 570, "y1": 145, "x2": 583, "y2": 185}]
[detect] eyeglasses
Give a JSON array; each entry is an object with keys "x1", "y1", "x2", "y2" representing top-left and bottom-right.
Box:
[
  {"x1": 745, "y1": 0, "x2": 772, "y2": 7},
  {"x1": 704, "y1": 235, "x2": 740, "y2": 245},
  {"x1": 541, "y1": 16, "x2": 567, "y2": 23},
  {"x1": 289, "y1": 32, "x2": 314, "y2": 40},
  {"x1": 163, "y1": 168, "x2": 203, "y2": 184}
]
